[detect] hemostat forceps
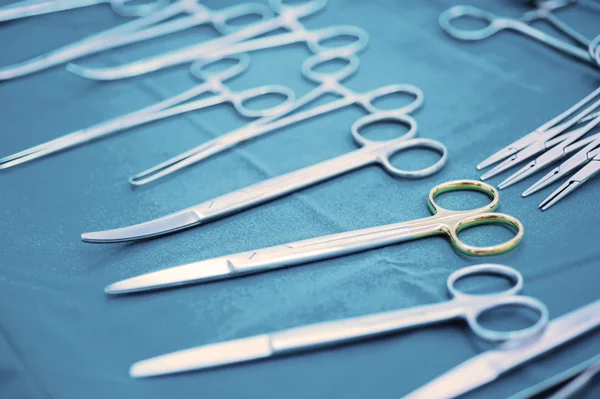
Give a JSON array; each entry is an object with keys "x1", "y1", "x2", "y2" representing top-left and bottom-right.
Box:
[
  {"x1": 128, "y1": 53, "x2": 422, "y2": 186},
  {"x1": 0, "y1": 0, "x2": 165, "y2": 22},
  {"x1": 0, "y1": 1, "x2": 272, "y2": 80},
  {"x1": 0, "y1": 55, "x2": 294, "y2": 169},
  {"x1": 67, "y1": 0, "x2": 369, "y2": 81},
  {"x1": 440, "y1": 1, "x2": 600, "y2": 68}
]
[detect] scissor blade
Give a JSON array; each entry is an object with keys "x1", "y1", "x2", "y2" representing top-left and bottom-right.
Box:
[
  {"x1": 539, "y1": 157, "x2": 600, "y2": 210},
  {"x1": 130, "y1": 335, "x2": 273, "y2": 378},
  {"x1": 81, "y1": 209, "x2": 202, "y2": 243},
  {"x1": 105, "y1": 257, "x2": 233, "y2": 294},
  {"x1": 404, "y1": 353, "x2": 502, "y2": 399}
]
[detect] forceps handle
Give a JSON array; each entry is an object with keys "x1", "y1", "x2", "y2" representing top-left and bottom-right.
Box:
[
  {"x1": 440, "y1": 6, "x2": 593, "y2": 63},
  {"x1": 68, "y1": 17, "x2": 285, "y2": 81}
]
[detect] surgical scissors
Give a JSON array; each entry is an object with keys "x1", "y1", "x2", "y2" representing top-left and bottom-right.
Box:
[
  {"x1": 129, "y1": 53, "x2": 421, "y2": 186},
  {"x1": 509, "y1": 353, "x2": 600, "y2": 399},
  {"x1": 102, "y1": 180, "x2": 523, "y2": 295},
  {"x1": 0, "y1": 1, "x2": 272, "y2": 80},
  {"x1": 406, "y1": 299, "x2": 600, "y2": 399},
  {"x1": 0, "y1": 55, "x2": 295, "y2": 169},
  {"x1": 127, "y1": 264, "x2": 547, "y2": 378},
  {"x1": 0, "y1": 0, "x2": 165, "y2": 22},
  {"x1": 67, "y1": 0, "x2": 369, "y2": 81},
  {"x1": 440, "y1": 1, "x2": 600, "y2": 67},
  {"x1": 82, "y1": 112, "x2": 447, "y2": 244}
]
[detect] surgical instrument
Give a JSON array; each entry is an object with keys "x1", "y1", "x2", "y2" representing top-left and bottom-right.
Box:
[
  {"x1": 439, "y1": 1, "x2": 600, "y2": 68},
  {"x1": 405, "y1": 298, "x2": 600, "y2": 399},
  {"x1": 522, "y1": 134, "x2": 600, "y2": 197},
  {"x1": 539, "y1": 149, "x2": 600, "y2": 209},
  {"x1": 67, "y1": 0, "x2": 369, "y2": 80},
  {"x1": 127, "y1": 264, "x2": 547, "y2": 378},
  {"x1": 102, "y1": 180, "x2": 523, "y2": 295},
  {"x1": 497, "y1": 115, "x2": 600, "y2": 189},
  {"x1": 478, "y1": 87, "x2": 600, "y2": 175},
  {"x1": 480, "y1": 107, "x2": 600, "y2": 181},
  {"x1": 82, "y1": 112, "x2": 447, "y2": 244},
  {"x1": 0, "y1": 0, "x2": 165, "y2": 22},
  {"x1": 0, "y1": 55, "x2": 294, "y2": 169},
  {"x1": 128, "y1": 53, "x2": 421, "y2": 186},
  {"x1": 508, "y1": 353, "x2": 600, "y2": 399},
  {"x1": 0, "y1": 1, "x2": 272, "y2": 80}
]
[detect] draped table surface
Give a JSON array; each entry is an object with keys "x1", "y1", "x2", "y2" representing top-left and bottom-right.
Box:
[{"x1": 0, "y1": 1, "x2": 599, "y2": 398}]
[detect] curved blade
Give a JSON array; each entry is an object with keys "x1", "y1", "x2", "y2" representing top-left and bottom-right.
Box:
[{"x1": 81, "y1": 209, "x2": 202, "y2": 243}]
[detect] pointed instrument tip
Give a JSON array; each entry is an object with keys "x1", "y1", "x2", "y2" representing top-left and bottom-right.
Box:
[
  {"x1": 80, "y1": 210, "x2": 202, "y2": 244},
  {"x1": 66, "y1": 63, "x2": 119, "y2": 81},
  {"x1": 129, "y1": 360, "x2": 161, "y2": 379},
  {"x1": 539, "y1": 180, "x2": 580, "y2": 211}
]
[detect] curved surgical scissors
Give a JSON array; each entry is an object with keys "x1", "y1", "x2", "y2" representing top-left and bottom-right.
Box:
[
  {"x1": 0, "y1": 1, "x2": 272, "y2": 80},
  {"x1": 82, "y1": 113, "x2": 447, "y2": 244},
  {"x1": 126, "y1": 264, "x2": 547, "y2": 378},
  {"x1": 99, "y1": 180, "x2": 524, "y2": 295},
  {"x1": 67, "y1": 0, "x2": 369, "y2": 80},
  {"x1": 439, "y1": 1, "x2": 599, "y2": 67},
  {"x1": 0, "y1": 0, "x2": 165, "y2": 22},
  {"x1": 0, "y1": 55, "x2": 295, "y2": 169},
  {"x1": 129, "y1": 53, "x2": 422, "y2": 186}
]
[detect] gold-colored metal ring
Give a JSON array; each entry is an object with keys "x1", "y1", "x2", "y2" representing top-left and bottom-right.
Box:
[
  {"x1": 449, "y1": 213, "x2": 524, "y2": 256},
  {"x1": 428, "y1": 180, "x2": 500, "y2": 215}
]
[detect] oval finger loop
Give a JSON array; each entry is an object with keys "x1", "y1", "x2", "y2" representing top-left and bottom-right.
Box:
[
  {"x1": 213, "y1": 3, "x2": 273, "y2": 35},
  {"x1": 235, "y1": 85, "x2": 295, "y2": 118},
  {"x1": 301, "y1": 53, "x2": 359, "y2": 84},
  {"x1": 449, "y1": 213, "x2": 524, "y2": 256},
  {"x1": 439, "y1": 5, "x2": 500, "y2": 41},
  {"x1": 189, "y1": 54, "x2": 249, "y2": 82},
  {"x1": 428, "y1": 180, "x2": 499, "y2": 215},
  {"x1": 363, "y1": 84, "x2": 424, "y2": 115},
  {"x1": 380, "y1": 138, "x2": 447, "y2": 178},
  {"x1": 466, "y1": 296, "x2": 549, "y2": 343},
  {"x1": 111, "y1": 0, "x2": 168, "y2": 17},
  {"x1": 309, "y1": 25, "x2": 369, "y2": 56},
  {"x1": 351, "y1": 113, "x2": 416, "y2": 147},
  {"x1": 269, "y1": 0, "x2": 327, "y2": 18},
  {"x1": 447, "y1": 264, "x2": 523, "y2": 299}
]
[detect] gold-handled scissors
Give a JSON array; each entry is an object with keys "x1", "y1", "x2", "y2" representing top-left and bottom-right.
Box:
[{"x1": 105, "y1": 180, "x2": 524, "y2": 295}]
